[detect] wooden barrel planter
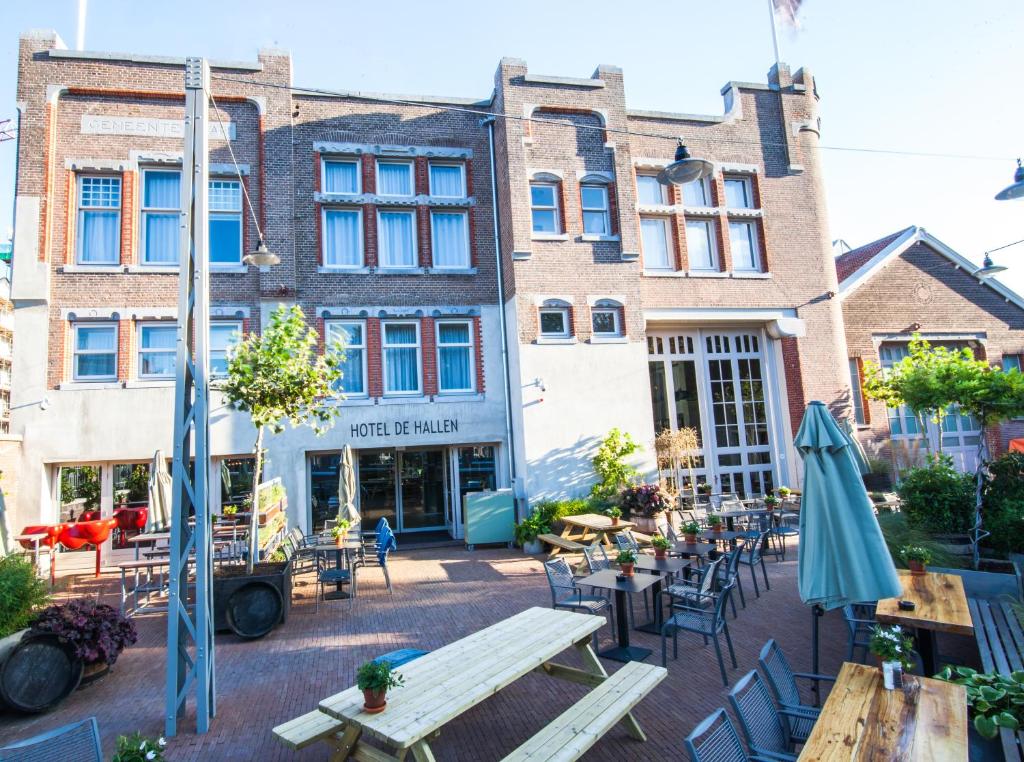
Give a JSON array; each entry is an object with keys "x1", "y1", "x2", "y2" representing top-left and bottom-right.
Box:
[
  {"x1": 213, "y1": 560, "x2": 292, "y2": 639},
  {"x1": 0, "y1": 630, "x2": 83, "y2": 713}
]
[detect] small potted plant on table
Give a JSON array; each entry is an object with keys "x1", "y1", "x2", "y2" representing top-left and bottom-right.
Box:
[
  {"x1": 606, "y1": 506, "x2": 622, "y2": 526},
  {"x1": 900, "y1": 545, "x2": 932, "y2": 575},
  {"x1": 763, "y1": 494, "x2": 780, "y2": 510},
  {"x1": 681, "y1": 521, "x2": 700, "y2": 544},
  {"x1": 616, "y1": 549, "x2": 637, "y2": 577},
  {"x1": 357, "y1": 659, "x2": 405, "y2": 714},
  {"x1": 651, "y1": 535, "x2": 671, "y2": 560},
  {"x1": 869, "y1": 624, "x2": 915, "y2": 690},
  {"x1": 332, "y1": 519, "x2": 352, "y2": 547},
  {"x1": 697, "y1": 482, "x2": 713, "y2": 497},
  {"x1": 707, "y1": 514, "x2": 723, "y2": 533},
  {"x1": 777, "y1": 486, "x2": 792, "y2": 499}
]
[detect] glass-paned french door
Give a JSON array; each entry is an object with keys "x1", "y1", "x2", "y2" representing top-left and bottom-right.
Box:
[{"x1": 648, "y1": 329, "x2": 777, "y2": 497}]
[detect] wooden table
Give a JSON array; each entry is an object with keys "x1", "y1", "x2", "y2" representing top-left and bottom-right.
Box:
[
  {"x1": 876, "y1": 570, "x2": 973, "y2": 675},
  {"x1": 318, "y1": 607, "x2": 648, "y2": 761},
  {"x1": 559, "y1": 513, "x2": 635, "y2": 549},
  {"x1": 578, "y1": 569, "x2": 662, "y2": 662},
  {"x1": 798, "y1": 662, "x2": 967, "y2": 760}
]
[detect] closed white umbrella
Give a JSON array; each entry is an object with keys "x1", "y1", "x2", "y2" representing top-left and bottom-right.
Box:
[
  {"x1": 338, "y1": 445, "x2": 359, "y2": 527},
  {"x1": 146, "y1": 450, "x2": 172, "y2": 533}
]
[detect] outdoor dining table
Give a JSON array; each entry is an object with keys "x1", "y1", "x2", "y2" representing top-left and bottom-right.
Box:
[
  {"x1": 798, "y1": 661, "x2": 967, "y2": 760},
  {"x1": 669, "y1": 540, "x2": 717, "y2": 559},
  {"x1": 713, "y1": 507, "x2": 772, "y2": 531},
  {"x1": 698, "y1": 529, "x2": 747, "y2": 548},
  {"x1": 876, "y1": 570, "x2": 974, "y2": 676},
  {"x1": 558, "y1": 513, "x2": 635, "y2": 549},
  {"x1": 317, "y1": 606, "x2": 651, "y2": 761},
  {"x1": 578, "y1": 568, "x2": 662, "y2": 662},
  {"x1": 311, "y1": 538, "x2": 363, "y2": 600},
  {"x1": 630, "y1": 556, "x2": 690, "y2": 634}
]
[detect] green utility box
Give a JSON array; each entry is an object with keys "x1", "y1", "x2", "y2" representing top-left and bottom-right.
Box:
[{"x1": 464, "y1": 489, "x2": 515, "y2": 550}]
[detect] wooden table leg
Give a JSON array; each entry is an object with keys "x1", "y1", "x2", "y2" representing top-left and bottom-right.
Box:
[
  {"x1": 409, "y1": 740, "x2": 437, "y2": 762},
  {"x1": 575, "y1": 640, "x2": 646, "y2": 741},
  {"x1": 327, "y1": 724, "x2": 361, "y2": 761}
]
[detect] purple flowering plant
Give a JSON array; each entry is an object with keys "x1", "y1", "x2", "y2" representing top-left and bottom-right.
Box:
[
  {"x1": 619, "y1": 484, "x2": 673, "y2": 517},
  {"x1": 30, "y1": 598, "x2": 137, "y2": 666}
]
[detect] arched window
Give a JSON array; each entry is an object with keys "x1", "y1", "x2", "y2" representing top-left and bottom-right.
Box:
[
  {"x1": 539, "y1": 299, "x2": 572, "y2": 338},
  {"x1": 590, "y1": 299, "x2": 623, "y2": 337}
]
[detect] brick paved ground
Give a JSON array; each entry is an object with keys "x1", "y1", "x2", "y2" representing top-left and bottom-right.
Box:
[{"x1": 0, "y1": 542, "x2": 979, "y2": 761}]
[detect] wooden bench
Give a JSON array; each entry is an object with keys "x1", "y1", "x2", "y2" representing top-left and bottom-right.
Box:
[
  {"x1": 537, "y1": 533, "x2": 585, "y2": 558},
  {"x1": 501, "y1": 661, "x2": 667, "y2": 761},
  {"x1": 968, "y1": 598, "x2": 1024, "y2": 761}
]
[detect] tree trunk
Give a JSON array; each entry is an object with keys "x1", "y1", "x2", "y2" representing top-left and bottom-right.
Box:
[
  {"x1": 971, "y1": 419, "x2": 988, "y2": 571},
  {"x1": 246, "y1": 427, "x2": 264, "y2": 575}
]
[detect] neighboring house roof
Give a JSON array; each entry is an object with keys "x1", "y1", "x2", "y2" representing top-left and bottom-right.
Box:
[{"x1": 834, "y1": 225, "x2": 1024, "y2": 312}]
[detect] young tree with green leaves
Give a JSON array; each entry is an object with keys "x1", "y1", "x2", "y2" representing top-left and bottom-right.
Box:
[
  {"x1": 220, "y1": 305, "x2": 344, "y2": 573},
  {"x1": 590, "y1": 428, "x2": 641, "y2": 502}
]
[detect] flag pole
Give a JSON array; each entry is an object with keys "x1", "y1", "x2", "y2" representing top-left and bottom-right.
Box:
[{"x1": 767, "y1": 0, "x2": 782, "y2": 67}]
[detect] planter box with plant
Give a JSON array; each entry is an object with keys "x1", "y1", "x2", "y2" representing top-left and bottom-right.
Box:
[
  {"x1": 869, "y1": 624, "x2": 915, "y2": 690},
  {"x1": 681, "y1": 521, "x2": 700, "y2": 544},
  {"x1": 616, "y1": 549, "x2": 637, "y2": 577},
  {"x1": 900, "y1": 545, "x2": 932, "y2": 575},
  {"x1": 356, "y1": 659, "x2": 405, "y2": 713},
  {"x1": 605, "y1": 506, "x2": 622, "y2": 526},
  {"x1": 619, "y1": 483, "x2": 673, "y2": 534},
  {"x1": 30, "y1": 598, "x2": 137, "y2": 685},
  {"x1": 936, "y1": 666, "x2": 1024, "y2": 741},
  {"x1": 514, "y1": 513, "x2": 550, "y2": 555},
  {"x1": 651, "y1": 535, "x2": 671, "y2": 560}
]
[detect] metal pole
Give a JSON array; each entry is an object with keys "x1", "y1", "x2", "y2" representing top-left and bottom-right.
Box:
[
  {"x1": 165, "y1": 56, "x2": 214, "y2": 737},
  {"x1": 767, "y1": 0, "x2": 782, "y2": 68}
]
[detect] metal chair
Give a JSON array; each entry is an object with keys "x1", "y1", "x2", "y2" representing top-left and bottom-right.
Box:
[
  {"x1": 758, "y1": 639, "x2": 834, "y2": 741},
  {"x1": 716, "y1": 541, "x2": 747, "y2": 617},
  {"x1": 727, "y1": 670, "x2": 800, "y2": 762},
  {"x1": 842, "y1": 603, "x2": 877, "y2": 662},
  {"x1": 662, "y1": 578, "x2": 738, "y2": 686},
  {"x1": 0, "y1": 717, "x2": 102, "y2": 762},
  {"x1": 544, "y1": 558, "x2": 611, "y2": 649},
  {"x1": 683, "y1": 709, "x2": 750, "y2": 762},
  {"x1": 315, "y1": 550, "x2": 356, "y2": 612},
  {"x1": 737, "y1": 529, "x2": 771, "y2": 597},
  {"x1": 612, "y1": 530, "x2": 641, "y2": 554},
  {"x1": 357, "y1": 531, "x2": 396, "y2": 595},
  {"x1": 666, "y1": 555, "x2": 724, "y2": 611}
]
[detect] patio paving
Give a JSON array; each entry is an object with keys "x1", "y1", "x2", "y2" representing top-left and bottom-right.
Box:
[{"x1": 0, "y1": 542, "x2": 980, "y2": 760}]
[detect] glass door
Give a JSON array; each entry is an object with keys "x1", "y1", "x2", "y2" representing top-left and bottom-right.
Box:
[
  {"x1": 398, "y1": 450, "x2": 447, "y2": 531},
  {"x1": 358, "y1": 449, "x2": 397, "y2": 532}
]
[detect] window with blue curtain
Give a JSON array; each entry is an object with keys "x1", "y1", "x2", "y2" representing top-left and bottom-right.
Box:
[
  {"x1": 377, "y1": 161, "x2": 413, "y2": 196},
  {"x1": 437, "y1": 321, "x2": 473, "y2": 392},
  {"x1": 383, "y1": 322, "x2": 420, "y2": 394},
  {"x1": 323, "y1": 160, "x2": 360, "y2": 194},
  {"x1": 326, "y1": 321, "x2": 366, "y2": 395},
  {"x1": 138, "y1": 324, "x2": 177, "y2": 378},
  {"x1": 323, "y1": 209, "x2": 363, "y2": 267},
  {"x1": 210, "y1": 322, "x2": 241, "y2": 376},
  {"x1": 74, "y1": 323, "x2": 117, "y2": 379},
  {"x1": 430, "y1": 212, "x2": 468, "y2": 268},
  {"x1": 378, "y1": 211, "x2": 416, "y2": 268},
  {"x1": 141, "y1": 171, "x2": 179, "y2": 265},
  {"x1": 428, "y1": 163, "x2": 464, "y2": 197},
  {"x1": 209, "y1": 180, "x2": 242, "y2": 265},
  {"x1": 77, "y1": 176, "x2": 121, "y2": 264}
]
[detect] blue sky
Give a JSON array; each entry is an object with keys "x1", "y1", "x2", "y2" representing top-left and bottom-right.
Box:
[{"x1": 2, "y1": 0, "x2": 1022, "y2": 290}]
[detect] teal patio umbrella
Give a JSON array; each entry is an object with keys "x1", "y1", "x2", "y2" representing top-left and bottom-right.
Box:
[
  {"x1": 840, "y1": 417, "x2": 870, "y2": 476},
  {"x1": 796, "y1": 401, "x2": 901, "y2": 675}
]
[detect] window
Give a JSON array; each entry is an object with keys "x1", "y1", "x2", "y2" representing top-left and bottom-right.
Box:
[
  {"x1": 636, "y1": 175, "x2": 667, "y2": 206},
  {"x1": 77, "y1": 176, "x2": 121, "y2": 264},
  {"x1": 382, "y1": 322, "x2": 421, "y2": 395},
  {"x1": 580, "y1": 184, "x2": 610, "y2": 235},
  {"x1": 1003, "y1": 354, "x2": 1022, "y2": 372},
  {"x1": 686, "y1": 219, "x2": 718, "y2": 271},
  {"x1": 378, "y1": 210, "x2": 417, "y2": 268},
  {"x1": 640, "y1": 217, "x2": 673, "y2": 270},
  {"x1": 430, "y1": 211, "x2": 469, "y2": 269},
  {"x1": 724, "y1": 176, "x2": 753, "y2": 209},
  {"x1": 209, "y1": 180, "x2": 242, "y2": 265},
  {"x1": 729, "y1": 220, "x2": 760, "y2": 271},
  {"x1": 138, "y1": 323, "x2": 177, "y2": 378},
  {"x1": 141, "y1": 170, "x2": 179, "y2": 265},
  {"x1": 437, "y1": 321, "x2": 474, "y2": 393},
  {"x1": 681, "y1": 177, "x2": 711, "y2": 207},
  {"x1": 428, "y1": 163, "x2": 465, "y2": 197},
  {"x1": 326, "y1": 320, "x2": 366, "y2": 396},
  {"x1": 849, "y1": 358, "x2": 866, "y2": 425},
  {"x1": 591, "y1": 305, "x2": 621, "y2": 336},
  {"x1": 322, "y1": 208, "x2": 364, "y2": 268},
  {"x1": 530, "y1": 183, "x2": 560, "y2": 233},
  {"x1": 323, "y1": 160, "x2": 360, "y2": 194},
  {"x1": 539, "y1": 307, "x2": 570, "y2": 338},
  {"x1": 376, "y1": 160, "x2": 414, "y2": 197},
  {"x1": 210, "y1": 321, "x2": 241, "y2": 376},
  {"x1": 73, "y1": 323, "x2": 117, "y2": 380}
]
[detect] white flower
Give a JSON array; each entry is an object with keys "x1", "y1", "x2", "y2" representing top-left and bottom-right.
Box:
[
  {"x1": 158, "y1": 738, "x2": 166, "y2": 748},
  {"x1": 140, "y1": 742, "x2": 147, "y2": 751},
  {"x1": 146, "y1": 752, "x2": 156, "y2": 761}
]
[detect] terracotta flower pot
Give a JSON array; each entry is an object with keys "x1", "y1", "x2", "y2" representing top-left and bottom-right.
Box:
[
  {"x1": 620, "y1": 562, "x2": 634, "y2": 577},
  {"x1": 654, "y1": 548, "x2": 667, "y2": 560},
  {"x1": 611, "y1": 517, "x2": 619, "y2": 526},
  {"x1": 712, "y1": 524, "x2": 723, "y2": 533},
  {"x1": 362, "y1": 688, "x2": 387, "y2": 713},
  {"x1": 908, "y1": 560, "x2": 926, "y2": 575},
  {"x1": 335, "y1": 533, "x2": 347, "y2": 548}
]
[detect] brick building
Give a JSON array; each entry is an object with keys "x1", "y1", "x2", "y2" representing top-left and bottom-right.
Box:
[
  {"x1": 8, "y1": 30, "x2": 851, "y2": 538},
  {"x1": 838, "y1": 225, "x2": 1024, "y2": 473}
]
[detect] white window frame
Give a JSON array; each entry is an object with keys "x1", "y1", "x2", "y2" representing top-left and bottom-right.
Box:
[
  {"x1": 686, "y1": 218, "x2": 719, "y2": 271},
  {"x1": 640, "y1": 215, "x2": 674, "y2": 271},
  {"x1": 72, "y1": 322, "x2": 118, "y2": 381},
  {"x1": 428, "y1": 162, "x2": 466, "y2": 198},
  {"x1": 591, "y1": 306, "x2": 621, "y2": 336},
  {"x1": 429, "y1": 210, "x2": 470, "y2": 269},
  {"x1": 321, "y1": 158, "x2": 362, "y2": 195},
  {"x1": 530, "y1": 182, "x2": 561, "y2": 233},
  {"x1": 382, "y1": 320, "x2": 422, "y2": 396},
  {"x1": 375, "y1": 160, "x2": 414, "y2": 198},
  {"x1": 137, "y1": 322, "x2": 177, "y2": 379},
  {"x1": 849, "y1": 358, "x2": 866, "y2": 426},
  {"x1": 377, "y1": 209, "x2": 418, "y2": 269},
  {"x1": 140, "y1": 168, "x2": 180, "y2": 266},
  {"x1": 580, "y1": 183, "x2": 610, "y2": 235},
  {"x1": 681, "y1": 177, "x2": 712, "y2": 208},
  {"x1": 724, "y1": 175, "x2": 754, "y2": 209},
  {"x1": 76, "y1": 175, "x2": 122, "y2": 265},
  {"x1": 321, "y1": 206, "x2": 365, "y2": 269},
  {"x1": 728, "y1": 219, "x2": 761, "y2": 272},
  {"x1": 210, "y1": 320, "x2": 242, "y2": 377},
  {"x1": 326, "y1": 319, "x2": 368, "y2": 397},
  {"x1": 539, "y1": 307, "x2": 571, "y2": 338},
  {"x1": 436, "y1": 319, "x2": 475, "y2": 394},
  {"x1": 636, "y1": 174, "x2": 668, "y2": 205},
  {"x1": 208, "y1": 178, "x2": 243, "y2": 266}
]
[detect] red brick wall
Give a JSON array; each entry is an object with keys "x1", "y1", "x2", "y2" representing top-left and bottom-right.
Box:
[
  {"x1": 366, "y1": 318, "x2": 383, "y2": 397},
  {"x1": 421, "y1": 317, "x2": 437, "y2": 395},
  {"x1": 116, "y1": 319, "x2": 131, "y2": 381},
  {"x1": 120, "y1": 170, "x2": 135, "y2": 265},
  {"x1": 780, "y1": 337, "x2": 806, "y2": 437},
  {"x1": 473, "y1": 316, "x2": 485, "y2": 393}
]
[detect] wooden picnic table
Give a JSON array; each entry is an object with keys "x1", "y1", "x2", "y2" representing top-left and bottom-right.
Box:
[
  {"x1": 316, "y1": 607, "x2": 654, "y2": 760},
  {"x1": 798, "y1": 662, "x2": 967, "y2": 760},
  {"x1": 558, "y1": 513, "x2": 634, "y2": 551},
  {"x1": 876, "y1": 570, "x2": 973, "y2": 675}
]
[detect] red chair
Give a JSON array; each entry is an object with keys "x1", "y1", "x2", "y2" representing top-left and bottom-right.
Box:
[
  {"x1": 19, "y1": 524, "x2": 67, "y2": 585},
  {"x1": 58, "y1": 519, "x2": 117, "y2": 577}
]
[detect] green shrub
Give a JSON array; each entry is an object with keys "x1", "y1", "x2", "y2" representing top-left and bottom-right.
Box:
[
  {"x1": 0, "y1": 554, "x2": 51, "y2": 638},
  {"x1": 533, "y1": 498, "x2": 594, "y2": 526},
  {"x1": 514, "y1": 513, "x2": 550, "y2": 546},
  {"x1": 897, "y1": 454, "x2": 974, "y2": 533},
  {"x1": 877, "y1": 512, "x2": 963, "y2": 569},
  {"x1": 590, "y1": 428, "x2": 640, "y2": 501},
  {"x1": 982, "y1": 452, "x2": 1024, "y2": 556}
]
